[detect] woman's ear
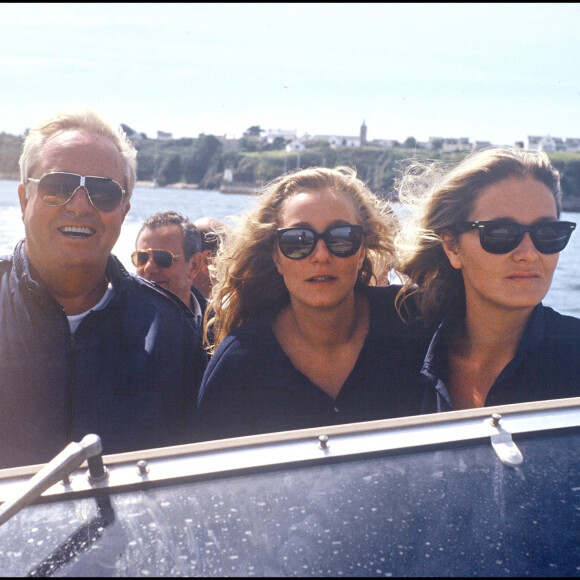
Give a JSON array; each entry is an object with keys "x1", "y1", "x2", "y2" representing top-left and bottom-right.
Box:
[
  {"x1": 440, "y1": 230, "x2": 463, "y2": 270},
  {"x1": 357, "y1": 246, "x2": 366, "y2": 271},
  {"x1": 272, "y1": 245, "x2": 284, "y2": 275}
]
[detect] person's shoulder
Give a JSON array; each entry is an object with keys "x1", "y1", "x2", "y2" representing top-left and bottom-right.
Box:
[
  {"x1": 0, "y1": 254, "x2": 13, "y2": 272},
  {"x1": 0, "y1": 255, "x2": 13, "y2": 290},
  {"x1": 365, "y1": 284, "x2": 402, "y2": 299},
  {"x1": 363, "y1": 283, "x2": 402, "y2": 303},
  {"x1": 215, "y1": 318, "x2": 274, "y2": 356},
  {"x1": 0, "y1": 245, "x2": 19, "y2": 273},
  {"x1": 364, "y1": 284, "x2": 421, "y2": 322},
  {"x1": 0, "y1": 245, "x2": 30, "y2": 288},
  {"x1": 132, "y1": 275, "x2": 194, "y2": 316},
  {"x1": 542, "y1": 304, "x2": 580, "y2": 336},
  {"x1": 201, "y1": 321, "x2": 268, "y2": 390},
  {"x1": 109, "y1": 255, "x2": 194, "y2": 321},
  {"x1": 206, "y1": 318, "x2": 274, "y2": 370}
]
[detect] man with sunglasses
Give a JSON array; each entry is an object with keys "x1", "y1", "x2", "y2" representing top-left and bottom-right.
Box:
[
  {"x1": 0, "y1": 108, "x2": 207, "y2": 469},
  {"x1": 133, "y1": 211, "x2": 207, "y2": 327}
]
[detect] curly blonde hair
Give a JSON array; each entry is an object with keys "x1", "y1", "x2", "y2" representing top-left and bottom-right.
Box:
[
  {"x1": 204, "y1": 166, "x2": 399, "y2": 351},
  {"x1": 394, "y1": 147, "x2": 562, "y2": 329}
]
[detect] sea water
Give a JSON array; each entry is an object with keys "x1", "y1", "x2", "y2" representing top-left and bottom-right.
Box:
[{"x1": 1, "y1": 179, "x2": 579, "y2": 317}]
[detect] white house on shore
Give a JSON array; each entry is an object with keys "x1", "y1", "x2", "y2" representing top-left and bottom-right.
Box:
[
  {"x1": 426, "y1": 137, "x2": 471, "y2": 152},
  {"x1": 308, "y1": 134, "x2": 362, "y2": 148},
  {"x1": 285, "y1": 139, "x2": 305, "y2": 152},
  {"x1": 525, "y1": 135, "x2": 580, "y2": 153}
]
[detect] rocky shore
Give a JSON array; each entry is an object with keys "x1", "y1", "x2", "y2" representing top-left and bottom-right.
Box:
[
  {"x1": 135, "y1": 181, "x2": 199, "y2": 190},
  {"x1": 219, "y1": 183, "x2": 258, "y2": 195}
]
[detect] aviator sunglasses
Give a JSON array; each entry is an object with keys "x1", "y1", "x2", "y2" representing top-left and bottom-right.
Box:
[
  {"x1": 131, "y1": 249, "x2": 181, "y2": 269},
  {"x1": 276, "y1": 224, "x2": 363, "y2": 260},
  {"x1": 27, "y1": 172, "x2": 125, "y2": 213},
  {"x1": 452, "y1": 220, "x2": 577, "y2": 254}
]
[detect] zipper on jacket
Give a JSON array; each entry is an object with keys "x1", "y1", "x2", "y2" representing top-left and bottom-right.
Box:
[{"x1": 63, "y1": 309, "x2": 76, "y2": 447}]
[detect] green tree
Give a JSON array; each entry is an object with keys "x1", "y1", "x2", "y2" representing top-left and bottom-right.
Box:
[
  {"x1": 183, "y1": 135, "x2": 222, "y2": 184},
  {"x1": 136, "y1": 151, "x2": 155, "y2": 181},
  {"x1": 158, "y1": 154, "x2": 182, "y2": 186},
  {"x1": 270, "y1": 136, "x2": 288, "y2": 150},
  {"x1": 244, "y1": 125, "x2": 263, "y2": 137},
  {"x1": 120, "y1": 123, "x2": 136, "y2": 137},
  {"x1": 552, "y1": 158, "x2": 580, "y2": 198}
]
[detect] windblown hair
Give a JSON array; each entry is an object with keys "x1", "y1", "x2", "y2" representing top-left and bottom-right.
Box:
[
  {"x1": 19, "y1": 107, "x2": 137, "y2": 200},
  {"x1": 204, "y1": 166, "x2": 399, "y2": 351},
  {"x1": 194, "y1": 218, "x2": 227, "y2": 253},
  {"x1": 394, "y1": 147, "x2": 562, "y2": 329},
  {"x1": 137, "y1": 211, "x2": 202, "y2": 260}
]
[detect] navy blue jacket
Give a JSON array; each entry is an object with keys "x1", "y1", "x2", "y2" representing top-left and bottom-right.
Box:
[
  {"x1": 196, "y1": 285, "x2": 428, "y2": 441},
  {"x1": 416, "y1": 304, "x2": 580, "y2": 413},
  {"x1": 0, "y1": 241, "x2": 207, "y2": 468}
]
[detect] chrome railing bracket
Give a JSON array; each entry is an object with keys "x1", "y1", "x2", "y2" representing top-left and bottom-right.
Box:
[{"x1": 487, "y1": 414, "x2": 524, "y2": 466}]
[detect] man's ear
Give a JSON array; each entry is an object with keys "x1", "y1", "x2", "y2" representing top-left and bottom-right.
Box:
[
  {"x1": 121, "y1": 200, "x2": 131, "y2": 221},
  {"x1": 18, "y1": 183, "x2": 28, "y2": 217},
  {"x1": 440, "y1": 230, "x2": 463, "y2": 270},
  {"x1": 187, "y1": 252, "x2": 204, "y2": 283}
]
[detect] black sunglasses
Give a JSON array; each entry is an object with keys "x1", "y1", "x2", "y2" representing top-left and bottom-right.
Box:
[
  {"x1": 453, "y1": 220, "x2": 576, "y2": 254},
  {"x1": 27, "y1": 172, "x2": 125, "y2": 213},
  {"x1": 276, "y1": 224, "x2": 363, "y2": 260},
  {"x1": 131, "y1": 249, "x2": 181, "y2": 268}
]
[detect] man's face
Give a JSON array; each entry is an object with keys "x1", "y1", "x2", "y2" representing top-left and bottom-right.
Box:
[
  {"x1": 18, "y1": 130, "x2": 130, "y2": 278},
  {"x1": 135, "y1": 224, "x2": 198, "y2": 305}
]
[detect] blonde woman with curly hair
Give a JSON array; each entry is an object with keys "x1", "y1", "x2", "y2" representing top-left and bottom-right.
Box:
[
  {"x1": 197, "y1": 166, "x2": 425, "y2": 440},
  {"x1": 395, "y1": 147, "x2": 580, "y2": 413}
]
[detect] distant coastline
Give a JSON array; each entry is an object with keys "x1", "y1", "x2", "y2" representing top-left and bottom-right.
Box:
[
  {"x1": 219, "y1": 183, "x2": 258, "y2": 195},
  {"x1": 133, "y1": 180, "x2": 580, "y2": 210},
  {"x1": 135, "y1": 181, "x2": 199, "y2": 190},
  {"x1": 135, "y1": 181, "x2": 258, "y2": 195}
]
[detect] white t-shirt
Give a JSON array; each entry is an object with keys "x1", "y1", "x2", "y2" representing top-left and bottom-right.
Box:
[
  {"x1": 67, "y1": 283, "x2": 114, "y2": 334},
  {"x1": 190, "y1": 291, "x2": 203, "y2": 326}
]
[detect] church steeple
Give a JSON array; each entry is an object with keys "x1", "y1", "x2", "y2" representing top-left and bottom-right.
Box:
[{"x1": 360, "y1": 119, "x2": 367, "y2": 146}]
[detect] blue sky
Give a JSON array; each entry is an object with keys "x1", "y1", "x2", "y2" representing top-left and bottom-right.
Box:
[{"x1": 1, "y1": 3, "x2": 579, "y2": 145}]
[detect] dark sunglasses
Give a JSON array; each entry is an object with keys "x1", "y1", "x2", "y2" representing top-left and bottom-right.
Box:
[
  {"x1": 453, "y1": 220, "x2": 576, "y2": 254},
  {"x1": 27, "y1": 172, "x2": 125, "y2": 213},
  {"x1": 131, "y1": 249, "x2": 181, "y2": 268},
  {"x1": 276, "y1": 224, "x2": 363, "y2": 260}
]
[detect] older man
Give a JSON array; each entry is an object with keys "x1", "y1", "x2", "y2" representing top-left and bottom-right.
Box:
[
  {"x1": 0, "y1": 108, "x2": 207, "y2": 468},
  {"x1": 133, "y1": 211, "x2": 207, "y2": 326},
  {"x1": 191, "y1": 216, "x2": 227, "y2": 299}
]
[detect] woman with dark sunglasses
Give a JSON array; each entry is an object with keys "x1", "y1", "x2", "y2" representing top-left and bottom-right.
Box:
[
  {"x1": 395, "y1": 147, "x2": 580, "y2": 413},
  {"x1": 196, "y1": 166, "x2": 426, "y2": 441}
]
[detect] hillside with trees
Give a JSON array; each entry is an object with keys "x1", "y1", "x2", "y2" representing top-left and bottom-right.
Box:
[{"x1": 2, "y1": 128, "x2": 580, "y2": 209}]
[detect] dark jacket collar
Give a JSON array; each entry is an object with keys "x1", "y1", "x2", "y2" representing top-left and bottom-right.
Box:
[{"x1": 420, "y1": 303, "x2": 546, "y2": 384}]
